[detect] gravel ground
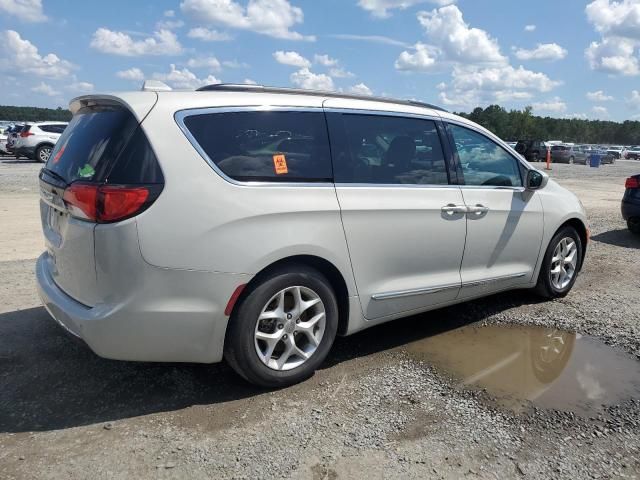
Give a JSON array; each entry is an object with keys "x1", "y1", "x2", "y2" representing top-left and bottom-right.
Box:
[{"x1": 0, "y1": 157, "x2": 639, "y2": 479}]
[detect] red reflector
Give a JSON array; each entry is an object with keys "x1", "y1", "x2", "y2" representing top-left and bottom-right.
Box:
[
  {"x1": 625, "y1": 177, "x2": 639, "y2": 189},
  {"x1": 225, "y1": 284, "x2": 247, "y2": 316},
  {"x1": 63, "y1": 183, "x2": 151, "y2": 223},
  {"x1": 99, "y1": 186, "x2": 149, "y2": 222}
]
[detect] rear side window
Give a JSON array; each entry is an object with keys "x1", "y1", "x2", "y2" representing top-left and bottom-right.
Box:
[
  {"x1": 46, "y1": 106, "x2": 162, "y2": 185},
  {"x1": 182, "y1": 111, "x2": 332, "y2": 182},
  {"x1": 329, "y1": 113, "x2": 449, "y2": 185},
  {"x1": 449, "y1": 124, "x2": 522, "y2": 187},
  {"x1": 40, "y1": 124, "x2": 67, "y2": 134}
]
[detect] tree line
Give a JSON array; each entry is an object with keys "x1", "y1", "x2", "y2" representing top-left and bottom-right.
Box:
[
  {"x1": 0, "y1": 105, "x2": 72, "y2": 123},
  {"x1": 456, "y1": 105, "x2": 640, "y2": 145}
]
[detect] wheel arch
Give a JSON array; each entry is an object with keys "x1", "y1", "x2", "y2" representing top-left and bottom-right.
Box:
[{"x1": 229, "y1": 255, "x2": 351, "y2": 336}]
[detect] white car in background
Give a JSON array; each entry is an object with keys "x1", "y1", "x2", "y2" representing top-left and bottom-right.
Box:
[
  {"x1": 0, "y1": 132, "x2": 8, "y2": 155},
  {"x1": 13, "y1": 121, "x2": 68, "y2": 162}
]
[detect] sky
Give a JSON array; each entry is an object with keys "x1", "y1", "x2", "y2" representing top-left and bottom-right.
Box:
[{"x1": 1, "y1": 0, "x2": 640, "y2": 122}]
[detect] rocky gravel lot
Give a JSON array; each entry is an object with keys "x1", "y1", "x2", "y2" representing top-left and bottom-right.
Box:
[{"x1": 0, "y1": 157, "x2": 639, "y2": 479}]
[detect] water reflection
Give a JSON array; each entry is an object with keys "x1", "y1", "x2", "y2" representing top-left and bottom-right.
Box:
[{"x1": 404, "y1": 324, "x2": 640, "y2": 416}]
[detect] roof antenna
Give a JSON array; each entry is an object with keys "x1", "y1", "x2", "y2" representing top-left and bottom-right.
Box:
[{"x1": 141, "y1": 80, "x2": 172, "y2": 92}]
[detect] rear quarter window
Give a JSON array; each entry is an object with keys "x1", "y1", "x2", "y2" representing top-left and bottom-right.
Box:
[{"x1": 181, "y1": 110, "x2": 333, "y2": 182}]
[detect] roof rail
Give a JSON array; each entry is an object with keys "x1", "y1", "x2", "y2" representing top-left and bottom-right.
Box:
[{"x1": 196, "y1": 83, "x2": 447, "y2": 112}]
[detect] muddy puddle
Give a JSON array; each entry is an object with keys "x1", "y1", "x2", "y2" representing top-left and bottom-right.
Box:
[{"x1": 403, "y1": 324, "x2": 640, "y2": 416}]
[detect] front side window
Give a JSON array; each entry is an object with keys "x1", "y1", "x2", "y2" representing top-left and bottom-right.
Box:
[
  {"x1": 332, "y1": 114, "x2": 448, "y2": 185},
  {"x1": 449, "y1": 124, "x2": 522, "y2": 187},
  {"x1": 182, "y1": 111, "x2": 332, "y2": 182}
]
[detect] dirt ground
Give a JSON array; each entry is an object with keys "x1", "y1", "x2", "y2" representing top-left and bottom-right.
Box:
[{"x1": 0, "y1": 157, "x2": 639, "y2": 480}]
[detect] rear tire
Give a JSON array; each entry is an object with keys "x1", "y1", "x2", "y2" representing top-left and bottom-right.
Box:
[
  {"x1": 36, "y1": 145, "x2": 52, "y2": 163},
  {"x1": 628, "y1": 218, "x2": 640, "y2": 235},
  {"x1": 224, "y1": 265, "x2": 339, "y2": 388},
  {"x1": 535, "y1": 226, "x2": 583, "y2": 299}
]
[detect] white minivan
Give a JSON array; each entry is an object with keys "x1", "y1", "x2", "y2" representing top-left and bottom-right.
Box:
[{"x1": 36, "y1": 84, "x2": 588, "y2": 387}]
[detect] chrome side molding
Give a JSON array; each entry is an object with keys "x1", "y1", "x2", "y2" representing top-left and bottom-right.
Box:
[{"x1": 371, "y1": 272, "x2": 528, "y2": 301}]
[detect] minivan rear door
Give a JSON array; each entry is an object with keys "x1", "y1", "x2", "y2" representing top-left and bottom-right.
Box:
[
  {"x1": 39, "y1": 94, "x2": 158, "y2": 306},
  {"x1": 325, "y1": 107, "x2": 466, "y2": 320}
]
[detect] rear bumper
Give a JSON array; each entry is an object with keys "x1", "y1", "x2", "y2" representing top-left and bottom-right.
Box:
[
  {"x1": 36, "y1": 251, "x2": 251, "y2": 363},
  {"x1": 622, "y1": 196, "x2": 640, "y2": 221}
]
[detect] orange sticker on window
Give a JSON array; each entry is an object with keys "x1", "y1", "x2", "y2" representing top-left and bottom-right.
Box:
[{"x1": 273, "y1": 154, "x2": 288, "y2": 174}]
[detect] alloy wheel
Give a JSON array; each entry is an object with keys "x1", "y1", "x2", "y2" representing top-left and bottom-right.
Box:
[
  {"x1": 39, "y1": 147, "x2": 52, "y2": 162},
  {"x1": 254, "y1": 286, "x2": 326, "y2": 371},
  {"x1": 550, "y1": 237, "x2": 578, "y2": 290}
]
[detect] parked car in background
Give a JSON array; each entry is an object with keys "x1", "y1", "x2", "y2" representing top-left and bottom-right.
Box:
[
  {"x1": 35, "y1": 83, "x2": 589, "y2": 387},
  {"x1": 5, "y1": 124, "x2": 24, "y2": 154},
  {"x1": 583, "y1": 146, "x2": 615, "y2": 165},
  {"x1": 625, "y1": 147, "x2": 640, "y2": 160},
  {"x1": 622, "y1": 174, "x2": 640, "y2": 234},
  {"x1": 514, "y1": 140, "x2": 548, "y2": 162},
  {"x1": 13, "y1": 122, "x2": 68, "y2": 162},
  {"x1": 551, "y1": 145, "x2": 587, "y2": 164},
  {"x1": 607, "y1": 146, "x2": 624, "y2": 159},
  {"x1": 0, "y1": 132, "x2": 8, "y2": 155}
]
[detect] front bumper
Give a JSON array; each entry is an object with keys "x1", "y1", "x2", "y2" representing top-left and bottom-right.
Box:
[{"x1": 36, "y1": 252, "x2": 249, "y2": 363}]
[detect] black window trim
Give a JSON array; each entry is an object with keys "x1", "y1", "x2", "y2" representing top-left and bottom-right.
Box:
[
  {"x1": 325, "y1": 107, "x2": 457, "y2": 188},
  {"x1": 175, "y1": 106, "x2": 335, "y2": 188},
  {"x1": 444, "y1": 119, "x2": 529, "y2": 190}
]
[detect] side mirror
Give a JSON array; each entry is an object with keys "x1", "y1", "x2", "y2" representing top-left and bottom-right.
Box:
[{"x1": 526, "y1": 169, "x2": 548, "y2": 190}]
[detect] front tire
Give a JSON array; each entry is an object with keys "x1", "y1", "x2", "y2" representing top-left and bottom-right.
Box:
[
  {"x1": 224, "y1": 265, "x2": 339, "y2": 388},
  {"x1": 535, "y1": 226, "x2": 583, "y2": 299}
]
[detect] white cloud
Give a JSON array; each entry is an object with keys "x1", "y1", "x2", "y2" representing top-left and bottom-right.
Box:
[
  {"x1": 395, "y1": 42, "x2": 438, "y2": 71},
  {"x1": 592, "y1": 105, "x2": 609, "y2": 116},
  {"x1": 532, "y1": 97, "x2": 567, "y2": 113},
  {"x1": 273, "y1": 50, "x2": 310, "y2": 68},
  {"x1": 417, "y1": 5, "x2": 506, "y2": 64},
  {"x1": 0, "y1": 0, "x2": 46, "y2": 22},
  {"x1": 586, "y1": 90, "x2": 614, "y2": 101},
  {"x1": 585, "y1": 37, "x2": 639, "y2": 75},
  {"x1": 116, "y1": 67, "x2": 145, "y2": 81},
  {"x1": 187, "y1": 27, "x2": 231, "y2": 41},
  {"x1": 31, "y1": 81, "x2": 59, "y2": 96},
  {"x1": 290, "y1": 68, "x2": 334, "y2": 90},
  {"x1": 186, "y1": 56, "x2": 221, "y2": 71},
  {"x1": 314, "y1": 54, "x2": 338, "y2": 67},
  {"x1": 357, "y1": 0, "x2": 455, "y2": 18},
  {"x1": 349, "y1": 83, "x2": 373, "y2": 95},
  {"x1": 152, "y1": 64, "x2": 221, "y2": 89},
  {"x1": 564, "y1": 113, "x2": 588, "y2": 120},
  {"x1": 329, "y1": 34, "x2": 410, "y2": 48},
  {"x1": 586, "y1": 0, "x2": 640, "y2": 39},
  {"x1": 90, "y1": 28, "x2": 183, "y2": 56},
  {"x1": 524, "y1": 24, "x2": 536, "y2": 32},
  {"x1": 513, "y1": 43, "x2": 568, "y2": 61},
  {"x1": 180, "y1": 0, "x2": 314, "y2": 40},
  {"x1": 0, "y1": 30, "x2": 73, "y2": 79},
  {"x1": 585, "y1": 0, "x2": 640, "y2": 76},
  {"x1": 629, "y1": 90, "x2": 640, "y2": 108},
  {"x1": 329, "y1": 67, "x2": 355, "y2": 78},
  {"x1": 164, "y1": 9, "x2": 176, "y2": 17},
  {"x1": 243, "y1": 78, "x2": 257, "y2": 84},
  {"x1": 222, "y1": 59, "x2": 249, "y2": 68},
  {"x1": 68, "y1": 81, "x2": 94, "y2": 93},
  {"x1": 156, "y1": 19, "x2": 185, "y2": 30},
  {"x1": 438, "y1": 65, "x2": 560, "y2": 108}
]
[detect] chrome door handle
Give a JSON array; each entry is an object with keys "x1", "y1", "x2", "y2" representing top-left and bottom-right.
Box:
[
  {"x1": 441, "y1": 204, "x2": 468, "y2": 215},
  {"x1": 467, "y1": 204, "x2": 489, "y2": 215}
]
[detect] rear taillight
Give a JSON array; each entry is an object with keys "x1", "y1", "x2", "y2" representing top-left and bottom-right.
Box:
[
  {"x1": 63, "y1": 183, "x2": 159, "y2": 223},
  {"x1": 20, "y1": 131, "x2": 33, "y2": 137},
  {"x1": 625, "y1": 177, "x2": 639, "y2": 189}
]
